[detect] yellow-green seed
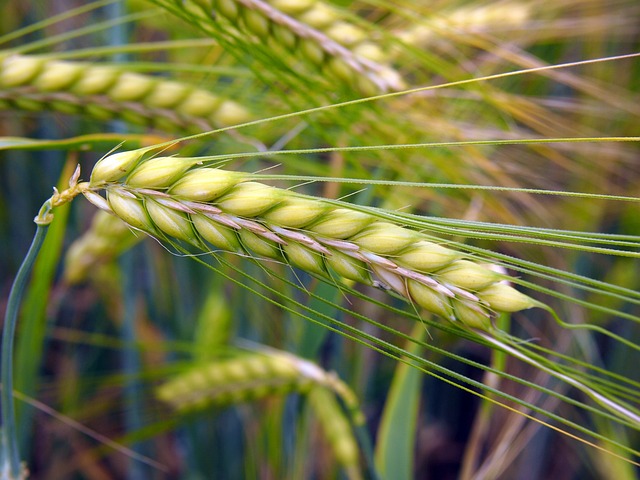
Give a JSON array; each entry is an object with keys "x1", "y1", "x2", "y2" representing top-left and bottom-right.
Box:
[
  {"x1": 215, "y1": 0, "x2": 240, "y2": 20},
  {"x1": 144, "y1": 81, "x2": 190, "y2": 108},
  {"x1": 242, "y1": 8, "x2": 271, "y2": 37},
  {"x1": 107, "y1": 190, "x2": 154, "y2": 232},
  {"x1": 453, "y1": 300, "x2": 491, "y2": 330},
  {"x1": 438, "y1": 260, "x2": 499, "y2": 291},
  {"x1": 477, "y1": 283, "x2": 537, "y2": 312},
  {"x1": 309, "y1": 208, "x2": 374, "y2": 239},
  {"x1": 127, "y1": 157, "x2": 201, "y2": 188},
  {"x1": 169, "y1": 168, "x2": 241, "y2": 201},
  {"x1": 192, "y1": 213, "x2": 241, "y2": 252},
  {"x1": 0, "y1": 55, "x2": 43, "y2": 87},
  {"x1": 325, "y1": 22, "x2": 367, "y2": 46},
  {"x1": 108, "y1": 72, "x2": 156, "y2": 101},
  {"x1": 351, "y1": 222, "x2": 418, "y2": 255},
  {"x1": 213, "y1": 100, "x2": 252, "y2": 126},
  {"x1": 298, "y1": 3, "x2": 338, "y2": 29},
  {"x1": 71, "y1": 65, "x2": 119, "y2": 95},
  {"x1": 271, "y1": 0, "x2": 314, "y2": 14},
  {"x1": 34, "y1": 61, "x2": 84, "y2": 91},
  {"x1": 177, "y1": 90, "x2": 222, "y2": 117},
  {"x1": 217, "y1": 182, "x2": 282, "y2": 217},
  {"x1": 407, "y1": 279, "x2": 453, "y2": 319},
  {"x1": 325, "y1": 249, "x2": 371, "y2": 283},
  {"x1": 91, "y1": 150, "x2": 145, "y2": 185},
  {"x1": 145, "y1": 199, "x2": 196, "y2": 243},
  {"x1": 272, "y1": 23, "x2": 298, "y2": 50},
  {"x1": 239, "y1": 229, "x2": 282, "y2": 259},
  {"x1": 395, "y1": 240, "x2": 459, "y2": 272},
  {"x1": 299, "y1": 37, "x2": 325, "y2": 64},
  {"x1": 283, "y1": 242, "x2": 325, "y2": 275},
  {"x1": 262, "y1": 197, "x2": 327, "y2": 228},
  {"x1": 353, "y1": 42, "x2": 386, "y2": 63}
]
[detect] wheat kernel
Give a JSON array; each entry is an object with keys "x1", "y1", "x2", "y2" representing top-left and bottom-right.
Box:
[
  {"x1": 242, "y1": 8, "x2": 271, "y2": 37},
  {"x1": 213, "y1": 100, "x2": 252, "y2": 126},
  {"x1": 477, "y1": 283, "x2": 537, "y2": 312},
  {"x1": 309, "y1": 208, "x2": 374, "y2": 239},
  {"x1": 0, "y1": 55, "x2": 43, "y2": 87},
  {"x1": 271, "y1": 0, "x2": 314, "y2": 14},
  {"x1": 192, "y1": 213, "x2": 242, "y2": 252},
  {"x1": 283, "y1": 242, "x2": 326, "y2": 275},
  {"x1": 325, "y1": 249, "x2": 371, "y2": 283},
  {"x1": 239, "y1": 228, "x2": 282, "y2": 259},
  {"x1": 407, "y1": 279, "x2": 454, "y2": 319},
  {"x1": 108, "y1": 72, "x2": 156, "y2": 101},
  {"x1": 145, "y1": 199, "x2": 196, "y2": 243},
  {"x1": 34, "y1": 61, "x2": 83, "y2": 91},
  {"x1": 215, "y1": 0, "x2": 240, "y2": 20},
  {"x1": 326, "y1": 22, "x2": 367, "y2": 46},
  {"x1": 90, "y1": 150, "x2": 145, "y2": 185},
  {"x1": 351, "y1": 222, "x2": 418, "y2": 255},
  {"x1": 143, "y1": 81, "x2": 190, "y2": 108},
  {"x1": 216, "y1": 182, "x2": 282, "y2": 217},
  {"x1": 262, "y1": 197, "x2": 327, "y2": 228},
  {"x1": 107, "y1": 190, "x2": 154, "y2": 232},
  {"x1": 299, "y1": 37, "x2": 325, "y2": 64},
  {"x1": 127, "y1": 157, "x2": 201, "y2": 188},
  {"x1": 453, "y1": 300, "x2": 491, "y2": 330},
  {"x1": 70, "y1": 65, "x2": 119, "y2": 94},
  {"x1": 395, "y1": 240, "x2": 459, "y2": 272},
  {"x1": 298, "y1": 3, "x2": 338, "y2": 28},
  {"x1": 438, "y1": 260, "x2": 500, "y2": 291},
  {"x1": 169, "y1": 168, "x2": 241, "y2": 201}
]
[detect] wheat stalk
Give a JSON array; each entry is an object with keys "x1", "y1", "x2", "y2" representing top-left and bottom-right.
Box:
[
  {"x1": 74, "y1": 150, "x2": 540, "y2": 331},
  {"x1": 0, "y1": 54, "x2": 252, "y2": 131}
]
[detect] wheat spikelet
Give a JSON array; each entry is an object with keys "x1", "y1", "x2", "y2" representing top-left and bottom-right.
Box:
[
  {"x1": 176, "y1": 0, "x2": 403, "y2": 94},
  {"x1": 79, "y1": 151, "x2": 540, "y2": 331},
  {"x1": 0, "y1": 54, "x2": 252, "y2": 131}
]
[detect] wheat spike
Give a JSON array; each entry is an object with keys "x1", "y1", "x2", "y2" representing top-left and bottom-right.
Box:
[
  {"x1": 157, "y1": 349, "x2": 363, "y2": 414},
  {"x1": 0, "y1": 54, "x2": 252, "y2": 131},
  {"x1": 175, "y1": 0, "x2": 403, "y2": 93},
  {"x1": 80, "y1": 151, "x2": 540, "y2": 330}
]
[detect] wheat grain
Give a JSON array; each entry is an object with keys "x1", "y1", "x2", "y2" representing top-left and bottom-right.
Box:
[{"x1": 81, "y1": 151, "x2": 540, "y2": 330}]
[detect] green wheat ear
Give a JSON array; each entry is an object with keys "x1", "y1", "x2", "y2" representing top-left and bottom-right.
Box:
[
  {"x1": 0, "y1": 54, "x2": 253, "y2": 132},
  {"x1": 79, "y1": 149, "x2": 541, "y2": 331}
]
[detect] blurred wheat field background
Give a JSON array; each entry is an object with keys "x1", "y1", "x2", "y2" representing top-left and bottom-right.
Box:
[{"x1": 0, "y1": 0, "x2": 639, "y2": 479}]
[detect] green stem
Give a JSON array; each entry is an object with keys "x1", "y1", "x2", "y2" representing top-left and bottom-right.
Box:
[{"x1": 2, "y1": 214, "x2": 49, "y2": 478}]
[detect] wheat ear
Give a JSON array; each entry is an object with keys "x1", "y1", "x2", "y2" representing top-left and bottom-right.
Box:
[
  {"x1": 396, "y1": 3, "x2": 531, "y2": 49},
  {"x1": 164, "y1": 0, "x2": 403, "y2": 94},
  {"x1": 157, "y1": 349, "x2": 362, "y2": 417},
  {"x1": 0, "y1": 54, "x2": 252, "y2": 131},
  {"x1": 79, "y1": 150, "x2": 540, "y2": 331}
]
